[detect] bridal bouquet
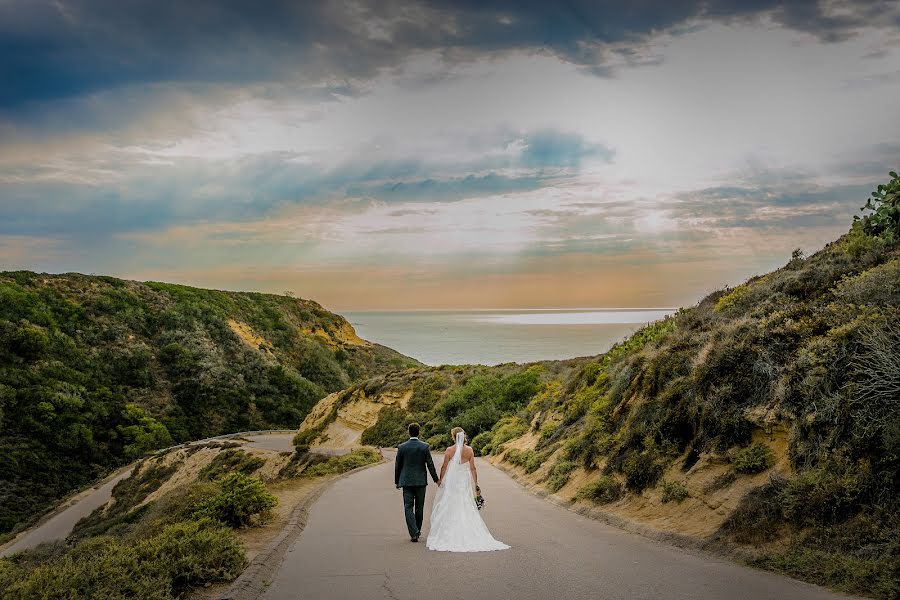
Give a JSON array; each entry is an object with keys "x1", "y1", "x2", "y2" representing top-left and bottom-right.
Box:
[{"x1": 474, "y1": 485, "x2": 485, "y2": 510}]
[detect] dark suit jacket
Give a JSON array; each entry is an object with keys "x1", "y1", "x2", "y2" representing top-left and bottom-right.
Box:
[{"x1": 395, "y1": 438, "x2": 439, "y2": 487}]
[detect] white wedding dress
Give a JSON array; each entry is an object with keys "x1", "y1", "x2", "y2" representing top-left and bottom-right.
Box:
[{"x1": 426, "y1": 432, "x2": 509, "y2": 552}]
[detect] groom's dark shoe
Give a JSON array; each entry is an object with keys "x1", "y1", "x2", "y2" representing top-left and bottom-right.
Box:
[{"x1": 410, "y1": 536, "x2": 419, "y2": 542}]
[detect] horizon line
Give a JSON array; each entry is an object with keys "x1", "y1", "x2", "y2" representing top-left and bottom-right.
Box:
[{"x1": 335, "y1": 307, "x2": 680, "y2": 313}]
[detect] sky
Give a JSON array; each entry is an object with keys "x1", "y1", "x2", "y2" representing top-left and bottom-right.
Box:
[{"x1": 1, "y1": 1, "x2": 899, "y2": 310}]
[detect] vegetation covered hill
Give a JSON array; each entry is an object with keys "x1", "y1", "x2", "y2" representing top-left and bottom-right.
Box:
[
  {"x1": 296, "y1": 173, "x2": 900, "y2": 597},
  {"x1": 0, "y1": 438, "x2": 381, "y2": 598},
  {"x1": 0, "y1": 273, "x2": 419, "y2": 535}
]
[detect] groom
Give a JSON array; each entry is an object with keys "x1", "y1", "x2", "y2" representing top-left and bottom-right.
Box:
[{"x1": 395, "y1": 423, "x2": 439, "y2": 542}]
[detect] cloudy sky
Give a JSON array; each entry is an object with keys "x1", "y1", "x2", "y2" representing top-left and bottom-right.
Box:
[{"x1": 1, "y1": 1, "x2": 899, "y2": 309}]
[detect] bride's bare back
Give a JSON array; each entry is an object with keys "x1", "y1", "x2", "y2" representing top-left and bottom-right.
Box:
[{"x1": 439, "y1": 443, "x2": 477, "y2": 486}]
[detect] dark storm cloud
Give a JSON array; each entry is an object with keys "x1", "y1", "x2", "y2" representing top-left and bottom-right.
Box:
[{"x1": 1, "y1": 0, "x2": 895, "y2": 110}]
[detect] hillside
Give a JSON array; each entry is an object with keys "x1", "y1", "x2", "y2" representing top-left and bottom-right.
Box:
[
  {"x1": 0, "y1": 273, "x2": 420, "y2": 536},
  {"x1": 294, "y1": 173, "x2": 900, "y2": 597}
]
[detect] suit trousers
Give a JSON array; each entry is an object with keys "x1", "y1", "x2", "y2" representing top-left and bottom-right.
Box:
[{"x1": 402, "y1": 486, "x2": 426, "y2": 538}]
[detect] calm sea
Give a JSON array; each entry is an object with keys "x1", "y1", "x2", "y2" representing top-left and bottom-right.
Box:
[{"x1": 342, "y1": 309, "x2": 675, "y2": 366}]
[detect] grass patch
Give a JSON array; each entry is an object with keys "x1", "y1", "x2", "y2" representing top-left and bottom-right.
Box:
[
  {"x1": 661, "y1": 479, "x2": 689, "y2": 503},
  {"x1": 192, "y1": 473, "x2": 277, "y2": 528},
  {"x1": 72, "y1": 458, "x2": 181, "y2": 538},
  {"x1": 197, "y1": 449, "x2": 265, "y2": 481},
  {"x1": 576, "y1": 476, "x2": 623, "y2": 504},
  {"x1": 622, "y1": 453, "x2": 663, "y2": 493},
  {"x1": 1, "y1": 520, "x2": 245, "y2": 600},
  {"x1": 304, "y1": 448, "x2": 382, "y2": 477},
  {"x1": 731, "y1": 443, "x2": 772, "y2": 474},
  {"x1": 754, "y1": 548, "x2": 898, "y2": 599},
  {"x1": 545, "y1": 460, "x2": 577, "y2": 493}
]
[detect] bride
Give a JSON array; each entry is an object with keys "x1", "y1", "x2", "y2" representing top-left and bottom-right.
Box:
[{"x1": 426, "y1": 427, "x2": 509, "y2": 552}]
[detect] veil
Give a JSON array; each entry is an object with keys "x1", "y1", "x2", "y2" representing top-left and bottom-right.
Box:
[{"x1": 431, "y1": 431, "x2": 471, "y2": 513}]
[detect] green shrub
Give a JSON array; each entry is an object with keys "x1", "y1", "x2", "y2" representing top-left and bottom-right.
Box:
[
  {"x1": 197, "y1": 449, "x2": 265, "y2": 481},
  {"x1": 731, "y1": 443, "x2": 773, "y2": 474},
  {"x1": 131, "y1": 481, "x2": 220, "y2": 536},
  {"x1": 576, "y1": 476, "x2": 623, "y2": 504},
  {"x1": 503, "y1": 447, "x2": 520, "y2": 463},
  {"x1": 304, "y1": 448, "x2": 381, "y2": 477},
  {"x1": 622, "y1": 453, "x2": 663, "y2": 492},
  {"x1": 858, "y1": 169, "x2": 900, "y2": 243},
  {"x1": 490, "y1": 417, "x2": 527, "y2": 450},
  {"x1": 471, "y1": 431, "x2": 494, "y2": 456},
  {"x1": 73, "y1": 458, "x2": 182, "y2": 538},
  {"x1": 137, "y1": 519, "x2": 246, "y2": 591},
  {"x1": 539, "y1": 421, "x2": 559, "y2": 441},
  {"x1": 2, "y1": 537, "x2": 172, "y2": 600},
  {"x1": 192, "y1": 473, "x2": 277, "y2": 527},
  {"x1": 661, "y1": 479, "x2": 689, "y2": 503},
  {"x1": 778, "y1": 465, "x2": 866, "y2": 527},
  {"x1": 720, "y1": 474, "x2": 788, "y2": 544},
  {"x1": 361, "y1": 406, "x2": 410, "y2": 447},
  {"x1": 293, "y1": 424, "x2": 326, "y2": 449},
  {"x1": 523, "y1": 450, "x2": 546, "y2": 474},
  {"x1": 754, "y1": 548, "x2": 898, "y2": 599},
  {"x1": 546, "y1": 460, "x2": 577, "y2": 493},
  {"x1": 1, "y1": 522, "x2": 246, "y2": 600},
  {"x1": 842, "y1": 219, "x2": 886, "y2": 258}
]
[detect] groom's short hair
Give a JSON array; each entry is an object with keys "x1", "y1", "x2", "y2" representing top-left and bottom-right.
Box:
[{"x1": 408, "y1": 422, "x2": 420, "y2": 437}]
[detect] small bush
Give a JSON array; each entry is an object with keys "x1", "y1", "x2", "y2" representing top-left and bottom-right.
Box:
[
  {"x1": 778, "y1": 465, "x2": 866, "y2": 527},
  {"x1": 197, "y1": 449, "x2": 265, "y2": 481},
  {"x1": 471, "y1": 431, "x2": 494, "y2": 456},
  {"x1": 661, "y1": 479, "x2": 689, "y2": 503},
  {"x1": 720, "y1": 474, "x2": 788, "y2": 544},
  {"x1": 138, "y1": 519, "x2": 246, "y2": 591},
  {"x1": 622, "y1": 453, "x2": 663, "y2": 492},
  {"x1": 503, "y1": 448, "x2": 522, "y2": 466},
  {"x1": 192, "y1": 473, "x2": 277, "y2": 527},
  {"x1": 754, "y1": 548, "x2": 898, "y2": 599},
  {"x1": 523, "y1": 450, "x2": 546, "y2": 474},
  {"x1": 732, "y1": 443, "x2": 773, "y2": 474},
  {"x1": 3, "y1": 537, "x2": 172, "y2": 600},
  {"x1": 546, "y1": 460, "x2": 577, "y2": 493},
  {"x1": 2, "y1": 522, "x2": 246, "y2": 599},
  {"x1": 360, "y1": 406, "x2": 410, "y2": 447},
  {"x1": 293, "y1": 423, "x2": 326, "y2": 449},
  {"x1": 304, "y1": 448, "x2": 381, "y2": 477},
  {"x1": 576, "y1": 476, "x2": 623, "y2": 504},
  {"x1": 490, "y1": 417, "x2": 527, "y2": 450}
]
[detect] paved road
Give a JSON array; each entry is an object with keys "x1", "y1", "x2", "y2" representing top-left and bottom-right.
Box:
[
  {"x1": 0, "y1": 432, "x2": 297, "y2": 556},
  {"x1": 0, "y1": 466, "x2": 134, "y2": 557},
  {"x1": 262, "y1": 455, "x2": 850, "y2": 600},
  {"x1": 243, "y1": 433, "x2": 296, "y2": 453}
]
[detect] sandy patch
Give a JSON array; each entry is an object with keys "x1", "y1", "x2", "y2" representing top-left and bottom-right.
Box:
[
  {"x1": 300, "y1": 387, "x2": 414, "y2": 452},
  {"x1": 227, "y1": 319, "x2": 271, "y2": 355},
  {"x1": 299, "y1": 320, "x2": 367, "y2": 349}
]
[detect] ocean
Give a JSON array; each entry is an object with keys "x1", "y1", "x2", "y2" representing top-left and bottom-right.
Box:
[{"x1": 342, "y1": 309, "x2": 675, "y2": 366}]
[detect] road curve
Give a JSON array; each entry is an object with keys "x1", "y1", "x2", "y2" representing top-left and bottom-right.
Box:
[
  {"x1": 0, "y1": 432, "x2": 298, "y2": 557},
  {"x1": 261, "y1": 454, "x2": 851, "y2": 600},
  {"x1": 0, "y1": 466, "x2": 134, "y2": 557}
]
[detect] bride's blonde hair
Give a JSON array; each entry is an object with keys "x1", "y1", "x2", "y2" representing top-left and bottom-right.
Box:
[{"x1": 450, "y1": 426, "x2": 465, "y2": 442}]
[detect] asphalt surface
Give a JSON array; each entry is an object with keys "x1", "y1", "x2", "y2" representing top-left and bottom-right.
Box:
[
  {"x1": 0, "y1": 432, "x2": 297, "y2": 556},
  {"x1": 261, "y1": 454, "x2": 850, "y2": 600},
  {"x1": 242, "y1": 433, "x2": 297, "y2": 453},
  {"x1": 0, "y1": 466, "x2": 134, "y2": 557}
]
